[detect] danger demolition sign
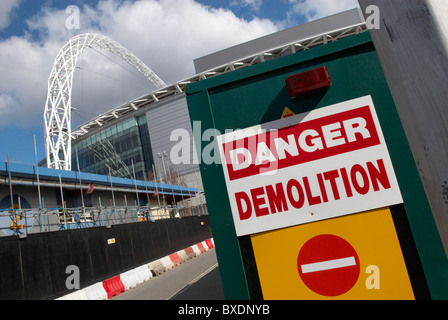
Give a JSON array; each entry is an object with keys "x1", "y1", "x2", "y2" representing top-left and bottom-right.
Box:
[{"x1": 217, "y1": 96, "x2": 403, "y2": 236}]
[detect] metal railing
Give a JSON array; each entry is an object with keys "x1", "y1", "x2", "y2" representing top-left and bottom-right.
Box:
[{"x1": 0, "y1": 202, "x2": 208, "y2": 237}]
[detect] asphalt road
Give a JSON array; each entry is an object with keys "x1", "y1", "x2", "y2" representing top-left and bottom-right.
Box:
[{"x1": 112, "y1": 248, "x2": 224, "y2": 300}]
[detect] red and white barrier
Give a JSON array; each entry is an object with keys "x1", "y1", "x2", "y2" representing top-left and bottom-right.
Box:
[{"x1": 56, "y1": 238, "x2": 215, "y2": 300}]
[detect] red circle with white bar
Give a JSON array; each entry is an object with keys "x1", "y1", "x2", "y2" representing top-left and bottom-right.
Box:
[{"x1": 297, "y1": 234, "x2": 360, "y2": 297}]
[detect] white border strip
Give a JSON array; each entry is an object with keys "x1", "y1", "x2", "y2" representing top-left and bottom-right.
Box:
[{"x1": 301, "y1": 256, "x2": 356, "y2": 274}]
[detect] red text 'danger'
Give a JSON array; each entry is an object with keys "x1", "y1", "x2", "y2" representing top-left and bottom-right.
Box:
[{"x1": 223, "y1": 106, "x2": 380, "y2": 181}]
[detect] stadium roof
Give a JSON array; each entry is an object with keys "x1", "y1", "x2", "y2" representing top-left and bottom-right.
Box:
[{"x1": 0, "y1": 162, "x2": 197, "y2": 197}]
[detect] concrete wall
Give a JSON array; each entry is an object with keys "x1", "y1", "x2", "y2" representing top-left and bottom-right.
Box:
[
  {"x1": 359, "y1": 0, "x2": 448, "y2": 255},
  {"x1": 146, "y1": 94, "x2": 200, "y2": 178}
]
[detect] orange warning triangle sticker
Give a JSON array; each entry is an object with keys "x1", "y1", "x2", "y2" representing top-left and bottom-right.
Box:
[{"x1": 281, "y1": 107, "x2": 296, "y2": 119}]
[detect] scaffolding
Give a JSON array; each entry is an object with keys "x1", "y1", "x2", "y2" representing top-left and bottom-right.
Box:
[
  {"x1": 0, "y1": 156, "x2": 206, "y2": 237},
  {"x1": 0, "y1": 201, "x2": 208, "y2": 237}
]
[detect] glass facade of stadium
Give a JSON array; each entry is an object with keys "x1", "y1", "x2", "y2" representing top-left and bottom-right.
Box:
[
  {"x1": 72, "y1": 115, "x2": 153, "y2": 181},
  {"x1": 70, "y1": 94, "x2": 205, "y2": 211}
]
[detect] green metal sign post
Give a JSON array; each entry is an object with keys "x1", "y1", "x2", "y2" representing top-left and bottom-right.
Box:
[{"x1": 186, "y1": 32, "x2": 448, "y2": 300}]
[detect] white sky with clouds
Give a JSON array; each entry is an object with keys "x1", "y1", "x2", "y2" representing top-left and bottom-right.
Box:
[{"x1": 0, "y1": 0, "x2": 360, "y2": 165}]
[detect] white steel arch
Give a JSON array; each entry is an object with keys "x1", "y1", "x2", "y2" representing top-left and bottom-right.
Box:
[{"x1": 44, "y1": 33, "x2": 167, "y2": 171}]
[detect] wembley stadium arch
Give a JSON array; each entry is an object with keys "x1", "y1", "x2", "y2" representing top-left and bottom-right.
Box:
[{"x1": 44, "y1": 33, "x2": 167, "y2": 171}]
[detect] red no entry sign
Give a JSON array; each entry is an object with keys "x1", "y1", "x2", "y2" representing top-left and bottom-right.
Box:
[{"x1": 297, "y1": 234, "x2": 360, "y2": 296}]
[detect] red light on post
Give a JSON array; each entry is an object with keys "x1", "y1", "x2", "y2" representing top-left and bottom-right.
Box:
[{"x1": 285, "y1": 66, "x2": 332, "y2": 98}]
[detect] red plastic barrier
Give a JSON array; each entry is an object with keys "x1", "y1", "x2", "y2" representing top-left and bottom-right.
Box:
[
  {"x1": 103, "y1": 276, "x2": 125, "y2": 299},
  {"x1": 197, "y1": 243, "x2": 207, "y2": 253},
  {"x1": 205, "y1": 239, "x2": 214, "y2": 250},
  {"x1": 184, "y1": 247, "x2": 196, "y2": 259},
  {"x1": 169, "y1": 253, "x2": 183, "y2": 266}
]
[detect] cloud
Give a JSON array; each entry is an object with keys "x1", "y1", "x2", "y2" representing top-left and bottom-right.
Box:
[
  {"x1": 0, "y1": 0, "x2": 21, "y2": 30},
  {"x1": 230, "y1": 0, "x2": 264, "y2": 12},
  {"x1": 287, "y1": 0, "x2": 360, "y2": 23},
  {"x1": 0, "y1": 35, "x2": 57, "y2": 127},
  {"x1": 0, "y1": 0, "x2": 278, "y2": 129},
  {"x1": 90, "y1": 0, "x2": 277, "y2": 82}
]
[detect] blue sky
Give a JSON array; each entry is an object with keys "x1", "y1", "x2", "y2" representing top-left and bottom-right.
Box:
[{"x1": 0, "y1": 0, "x2": 359, "y2": 167}]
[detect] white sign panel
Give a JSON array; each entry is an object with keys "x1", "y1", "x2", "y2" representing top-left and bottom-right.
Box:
[{"x1": 217, "y1": 96, "x2": 403, "y2": 236}]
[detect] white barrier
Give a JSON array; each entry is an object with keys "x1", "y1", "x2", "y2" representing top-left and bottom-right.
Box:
[
  {"x1": 192, "y1": 244, "x2": 202, "y2": 256},
  {"x1": 134, "y1": 265, "x2": 153, "y2": 283},
  {"x1": 120, "y1": 270, "x2": 140, "y2": 291},
  {"x1": 56, "y1": 289, "x2": 88, "y2": 300},
  {"x1": 148, "y1": 260, "x2": 166, "y2": 276},
  {"x1": 177, "y1": 250, "x2": 189, "y2": 262},
  {"x1": 160, "y1": 256, "x2": 175, "y2": 270},
  {"x1": 83, "y1": 282, "x2": 108, "y2": 300}
]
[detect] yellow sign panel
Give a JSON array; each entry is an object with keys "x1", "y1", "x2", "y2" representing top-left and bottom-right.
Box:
[{"x1": 251, "y1": 207, "x2": 415, "y2": 300}]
